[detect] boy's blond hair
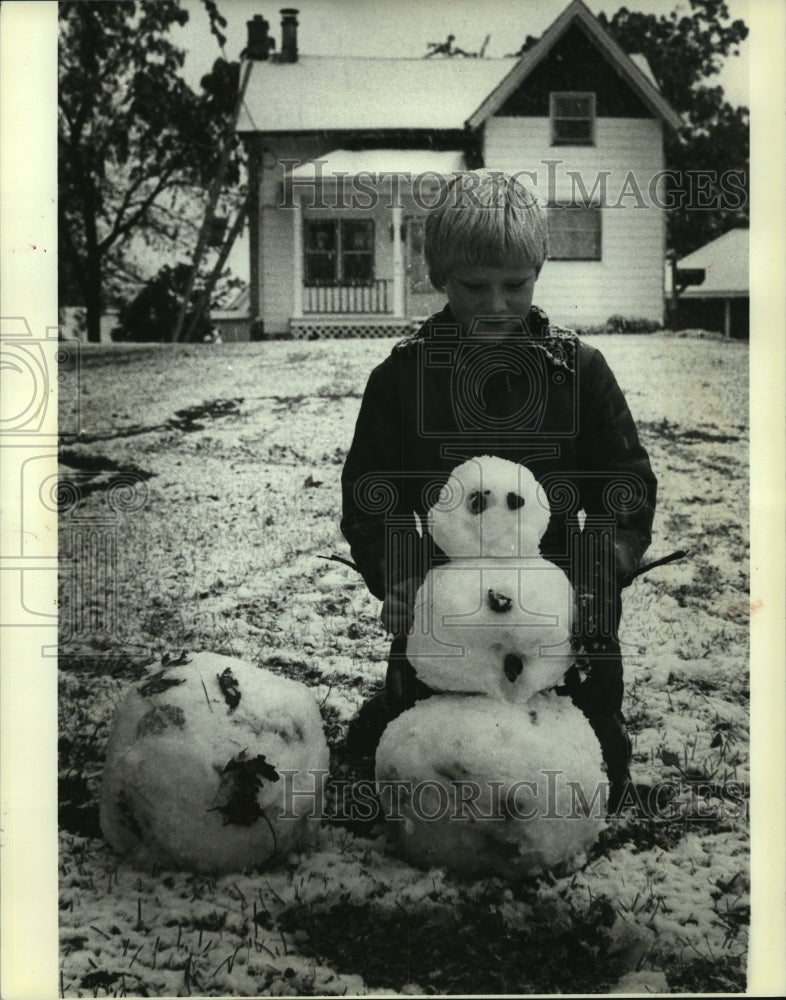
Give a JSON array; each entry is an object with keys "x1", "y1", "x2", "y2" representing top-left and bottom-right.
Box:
[{"x1": 425, "y1": 170, "x2": 548, "y2": 291}]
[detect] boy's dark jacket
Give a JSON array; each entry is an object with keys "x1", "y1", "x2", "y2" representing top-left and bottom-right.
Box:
[{"x1": 341, "y1": 304, "x2": 657, "y2": 601}]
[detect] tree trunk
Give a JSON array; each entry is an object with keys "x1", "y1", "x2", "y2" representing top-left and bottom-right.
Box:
[
  {"x1": 183, "y1": 196, "x2": 249, "y2": 342},
  {"x1": 85, "y1": 251, "x2": 102, "y2": 343}
]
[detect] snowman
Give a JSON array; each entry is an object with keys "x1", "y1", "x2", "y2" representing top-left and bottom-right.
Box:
[
  {"x1": 100, "y1": 651, "x2": 329, "y2": 874},
  {"x1": 408, "y1": 456, "x2": 575, "y2": 704},
  {"x1": 375, "y1": 456, "x2": 606, "y2": 877}
]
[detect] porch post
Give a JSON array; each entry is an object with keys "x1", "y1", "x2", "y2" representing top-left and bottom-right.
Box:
[
  {"x1": 392, "y1": 205, "x2": 405, "y2": 317},
  {"x1": 723, "y1": 297, "x2": 731, "y2": 339},
  {"x1": 292, "y1": 195, "x2": 303, "y2": 319},
  {"x1": 247, "y1": 140, "x2": 261, "y2": 328}
]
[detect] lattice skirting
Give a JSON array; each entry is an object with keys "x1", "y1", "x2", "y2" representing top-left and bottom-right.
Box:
[{"x1": 289, "y1": 318, "x2": 420, "y2": 340}]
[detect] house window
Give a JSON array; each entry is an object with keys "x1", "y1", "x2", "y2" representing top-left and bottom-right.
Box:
[
  {"x1": 548, "y1": 205, "x2": 601, "y2": 260},
  {"x1": 304, "y1": 219, "x2": 374, "y2": 285},
  {"x1": 550, "y1": 92, "x2": 595, "y2": 146}
]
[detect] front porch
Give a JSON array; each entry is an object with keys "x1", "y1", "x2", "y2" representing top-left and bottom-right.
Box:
[
  {"x1": 287, "y1": 149, "x2": 458, "y2": 332},
  {"x1": 289, "y1": 315, "x2": 418, "y2": 340},
  {"x1": 303, "y1": 278, "x2": 392, "y2": 315},
  {"x1": 291, "y1": 197, "x2": 408, "y2": 322}
]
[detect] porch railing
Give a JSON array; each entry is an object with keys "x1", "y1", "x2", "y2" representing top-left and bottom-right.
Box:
[{"x1": 303, "y1": 280, "x2": 391, "y2": 314}]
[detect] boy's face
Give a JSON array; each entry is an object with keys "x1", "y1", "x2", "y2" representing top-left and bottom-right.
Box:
[{"x1": 444, "y1": 264, "x2": 538, "y2": 337}]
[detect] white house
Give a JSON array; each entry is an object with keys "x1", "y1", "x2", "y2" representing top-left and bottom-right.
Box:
[{"x1": 235, "y1": 1, "x2": 682, "y2": 339}]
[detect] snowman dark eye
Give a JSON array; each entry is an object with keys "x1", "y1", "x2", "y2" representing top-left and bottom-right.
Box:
[
  {"x1": 507, "y1": 492, "x2": 525, "y2": 510},
  {"x1": 503, "y1": 653, "x2": 523, "y2": 682},
  {"x1": 467, "y1": 489, "x2": 490, "y2": 515}
]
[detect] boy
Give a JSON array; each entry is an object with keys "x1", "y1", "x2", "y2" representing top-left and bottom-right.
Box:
[{"x1": 340, "y1": 170, "x2": 657, "y2": 810}]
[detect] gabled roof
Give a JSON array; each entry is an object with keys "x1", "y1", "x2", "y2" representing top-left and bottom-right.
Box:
[
  {"x1": 237, "y1": 0, "x2": 681, "y2": 136},
  {"x1": 677, "y1": 229, "x2": 749, "y2": 298},
  {"x1": 237, "y1": 56, "x2": 513, "y2": 133},
  {"x1": 466, "y1": 0, "x2": 682, "y2": 133}
]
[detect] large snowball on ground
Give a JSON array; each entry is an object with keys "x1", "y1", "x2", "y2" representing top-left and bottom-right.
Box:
[
  {"x1": 100, "y1": 652, "x2": 329, "y2": 874},
  {"x1": 408, "y1": 558, "x2": 574, "y2": 703},
  {"x1": 428, "y1": 456, "x2": 550, "y2": 559},
  {"x1": 375, "y1": 694, "x2": 605, "y2": 877}
]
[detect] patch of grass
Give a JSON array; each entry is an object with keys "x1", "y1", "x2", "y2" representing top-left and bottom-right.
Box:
[
  {"x1": 279, "y1": 894, "x2": 625, "y2": 994},
  {"x1": 668, "y1": 954, "x2": 746, "y2": 992},
  {"x1": 59, "y1": 674, "x2": 124, "y2": 838},
  {"x1": 59, "y1": 772, "x2": 103, "y2": 840}
]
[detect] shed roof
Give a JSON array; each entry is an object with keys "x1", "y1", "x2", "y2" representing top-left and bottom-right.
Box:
[
  {"x1": 237, "y1": 56, "x2": 513, "y2": 133},
  {"x1": 678, "y1": 229, "x2": 749, "y2": 299}
]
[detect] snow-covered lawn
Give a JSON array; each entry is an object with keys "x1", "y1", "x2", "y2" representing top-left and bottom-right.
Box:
[{"x1": 58, "y1": 333, "x2": 750, "y2": 995}]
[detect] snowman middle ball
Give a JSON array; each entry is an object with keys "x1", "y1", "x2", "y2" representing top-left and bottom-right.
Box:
[
  {"x1": 407, "y1": 558, "x2": 574, "y2": 703},
  {"x1": 375, "y1": 694, "x2": 606, "y2": 877}
]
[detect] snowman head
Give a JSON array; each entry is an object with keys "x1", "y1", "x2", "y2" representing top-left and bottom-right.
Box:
[{"x1": 428, "y1": 455, "x2": 551, "y2": 559}]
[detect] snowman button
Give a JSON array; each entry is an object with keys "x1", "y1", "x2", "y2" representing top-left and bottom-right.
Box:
[
  {"x1": 507, "y1": 492, "x2": 525, "y2": 510},
  {"x1": 487, "y1": 589, "x2": 513, "y2": 613}
]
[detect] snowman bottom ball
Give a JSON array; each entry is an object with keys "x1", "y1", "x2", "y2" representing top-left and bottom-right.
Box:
[
  {"x1": 100, "y1": 652, "x2": 329, "y2": 874},
  {"x1": 375, "y1": 694, "x2": 606, "y2": 878}
]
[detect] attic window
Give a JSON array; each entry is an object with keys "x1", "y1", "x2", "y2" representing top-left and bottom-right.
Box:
[{"x1": 550, "y1": 92, "x2": 595, "y2": 146}]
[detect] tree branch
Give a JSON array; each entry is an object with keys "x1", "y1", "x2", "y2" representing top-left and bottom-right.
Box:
[{"x1": 98, "y1": 167, "x2": 179, "y2": 253}]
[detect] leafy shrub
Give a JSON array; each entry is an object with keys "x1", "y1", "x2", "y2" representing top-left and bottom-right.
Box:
[
  {"x1": 572, "y1": 323, "x2": 607, "y2": 337},
  {"x1": 605, "y1": 315, "x2": 662, "y2": 334},
  {"x1": 112, "y1": 264, "x2": 214, "y2": 343}
]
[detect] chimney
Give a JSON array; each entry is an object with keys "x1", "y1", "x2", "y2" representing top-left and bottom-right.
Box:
[
  {"x1": 280, "y1": 8, "x2": 299, "y2": 63},
  {"x1": 245, "y1": 15, "x2": 275, "y2": 60}
]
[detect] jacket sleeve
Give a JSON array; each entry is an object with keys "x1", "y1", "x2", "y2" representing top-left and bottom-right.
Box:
[
  {"x1": 576, "y1": 345, "x2": 657, "y2": 571},
  {"x1": 340, "y1": 359, "x2": 411, "y2": 601}
]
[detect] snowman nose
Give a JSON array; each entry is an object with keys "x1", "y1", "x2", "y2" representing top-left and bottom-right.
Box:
[
  {"x1": 468, "y1": 489, "x2": 491, "y2": 514},
  {"x1": 504, "y1": 653, "x2": 524, "y2": 682},
  {"x1": 507, "y1": 492, "x2": 525, "y2": 510}
]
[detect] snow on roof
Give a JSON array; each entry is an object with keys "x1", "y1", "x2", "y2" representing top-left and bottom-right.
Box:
[
  {"x1": 628, "y1": 53, "x2": 659, "y2": 91},
  {"x1": 290, "y1": 149, "x2": 466, "y2": 179},
  {"x1": 237, "y1": 56, "x2": 514, "y2": 133},
  {"x1": 678, "y1": 228, "x2": 749, "y2": 299},
  {"x1": 213, "y1": 285, "x2": 250, "y2": 318}
]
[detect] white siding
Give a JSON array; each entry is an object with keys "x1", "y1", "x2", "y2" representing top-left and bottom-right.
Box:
[
  {"x1": 259, "y1": 204, "x2": 294, "y2": 334},
  {"x1": 257, "y1": 137, "x2": 323, "y2": 335},
  {"x1": 484, "y1": 117, "x2": 666, "y2": 326}
]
